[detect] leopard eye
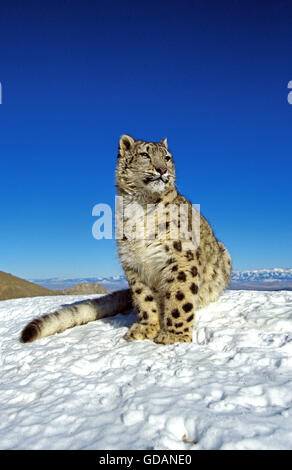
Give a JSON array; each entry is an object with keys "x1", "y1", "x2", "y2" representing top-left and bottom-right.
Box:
[
  {"x1": 140, "y1": 152, "x2": 150, "y2": 158},
  {"x1": 165, "y1": 156, "x2": 171, "y2": 161}
]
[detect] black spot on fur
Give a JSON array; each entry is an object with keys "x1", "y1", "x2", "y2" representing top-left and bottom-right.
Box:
[
  {"x1": 165, "y1": 245, "x2": 170, "y2": 252},
  {"x1": 182, "y1": 302, "x2": 193, "y2": 313},
  {"x1": 190, "y1": 266, "x2": 198, "y2": 277},
  {"x1": 175, "y1": 322, "x2": 183, "y2": 328},
  {"x1": 186, "y1": 313, "x2": 194, "y2": 322},
  {"x1": 173, "y1": 241, "x2": 182, "y2": 251},
  {"x1": 175, "y1": 291, "x2": 185, "y2": 301},
  {"x1": 171, "y1": 308, "x2": 180, "y2": 318},
  {"x1": 167, "y1": 278, "x2": 174, "y2": 283},
  {"x1": 166, "y1": 257, "x2": 176, "y2": 265},
  {"x1": 135, "y1": 288, "x2": 143, "y2": 294},
  {"x1": 143, "y1": 311, "x2": 148, "y2": 320},
  {"x1": 177, "y1": 271, "x2": 187, "y2": 282},
  {"x1": 171, "y1": 265, "x2": 178, "y2": 272},
  {"x1": 166, "y1": 318, "x2": 172, "y2": 327},
  {"x1": 165, "y1": 292, "x2": 171, "y2": 299},
  {"x1": 190, "y1": 283, "x2": 198, "y2": 294},
  {"x1": 145, "y1": 295, "x2": 153, "y2": 301},
  {"x1": 185, "y1": 250, "x2": 194, "y2": 261}
]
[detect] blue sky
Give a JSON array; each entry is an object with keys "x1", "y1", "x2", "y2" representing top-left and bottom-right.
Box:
[{"x1": 0, "y1": 0, "x2": 292, "y2": 279}]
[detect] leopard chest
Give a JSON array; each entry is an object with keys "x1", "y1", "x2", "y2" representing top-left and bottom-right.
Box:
[{"x1": 118, "y1": 238, "x2": 169, "y2": 286}]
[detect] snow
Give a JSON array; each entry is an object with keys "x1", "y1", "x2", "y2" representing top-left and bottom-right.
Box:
[{"x1": 1, "y1": 290, "x2": 292, "y2": 450}]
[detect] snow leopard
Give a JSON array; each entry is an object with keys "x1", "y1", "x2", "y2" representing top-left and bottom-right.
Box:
[{"x1": 20, "y1": 135, "x2": 231, "y2": 345}]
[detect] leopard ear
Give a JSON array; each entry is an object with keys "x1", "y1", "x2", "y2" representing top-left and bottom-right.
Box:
[
  {"x1": 119, "y1": 135, "x2": 135, "y2": 155},
  {"x1": 160, "y1": 138, "x2": 168, "y2": 149}
]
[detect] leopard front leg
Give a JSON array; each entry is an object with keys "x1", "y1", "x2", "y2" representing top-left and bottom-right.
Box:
[
  {"x1": 153, "y1": 292, "x2": 195, "y2": 345},
  {"x1": 124, "y1": 271, "x2": 160, "y2": 341},
  {"x1": 153, "y1": 255, "x2": 200, "y2": 345}
]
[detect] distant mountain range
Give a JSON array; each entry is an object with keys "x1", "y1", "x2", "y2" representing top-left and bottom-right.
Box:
[
  {"x1": 231, "y1": 268, "x2": 292, "y2": 282},
  {"x1": 0, "y1": 271, "x2": 107, "y2": 301},
  {"x1": 229, "y1": 268, "x2": 292, "y2": 291},
  {"x1": 31, "y1": 268, "x2": 292, "y2": 292},
  {"x1": 30, "y1": 275, "x2": 129, "y2": 292},
  {"x1": 1, "y1": 268, "x2": 291, "y2": 302}
]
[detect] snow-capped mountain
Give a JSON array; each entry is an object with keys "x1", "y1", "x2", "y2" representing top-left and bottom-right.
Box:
[
  {"x1": 229, "y1": 268, "x2": 292, "y2": 291},
  {"x1": 231, "y1": 268, "x2": 292, "y2": 282},
  {"x1": 31, "y1": 268, "x2": 292, "y2": 292}
]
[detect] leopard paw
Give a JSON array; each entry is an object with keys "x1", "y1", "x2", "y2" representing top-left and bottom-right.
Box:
[
  {"x1": 153, "y1": 330, "x2": 192, "y2": 345},
  {"x1": 124, "y1": 322, "x2": 160, "y2": 341}
]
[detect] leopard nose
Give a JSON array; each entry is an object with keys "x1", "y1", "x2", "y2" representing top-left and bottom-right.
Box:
[{"x1": 156, "y1": 167, "x2": 167, "y2": 175}]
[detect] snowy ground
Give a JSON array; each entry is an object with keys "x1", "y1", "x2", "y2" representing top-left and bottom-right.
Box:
[{"x1": 1, "y1": 290, "x2": 292, "y2": 450}]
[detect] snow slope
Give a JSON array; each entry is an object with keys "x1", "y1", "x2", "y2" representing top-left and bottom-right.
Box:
[{"x1": 1, "y1": 291, "x2": 292, "y2": 450}]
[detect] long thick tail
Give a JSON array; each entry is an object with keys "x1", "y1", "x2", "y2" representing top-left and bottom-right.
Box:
[{"x1": 20, "y1": 289, "x2": 132, "y2": 343}]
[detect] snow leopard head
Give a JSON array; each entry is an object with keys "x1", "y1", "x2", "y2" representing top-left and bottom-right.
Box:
[{"x1": 116, "y1": 135, "x2": 176, "y2": 199}]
